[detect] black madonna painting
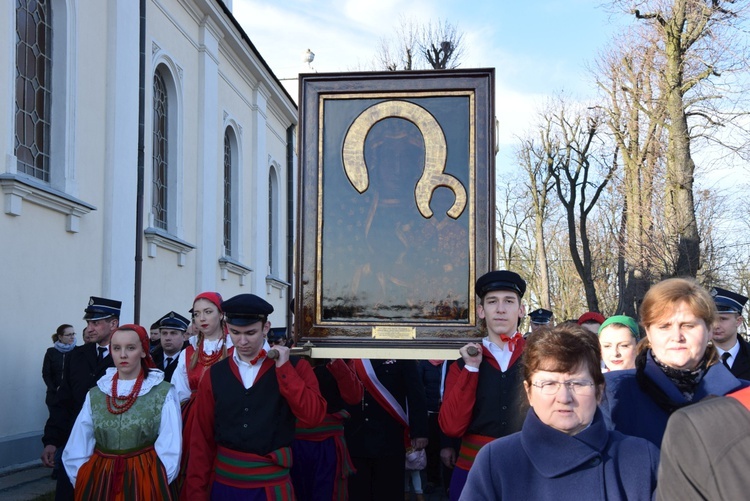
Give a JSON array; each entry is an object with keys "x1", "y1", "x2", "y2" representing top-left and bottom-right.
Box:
[{"x1": 297, "y1": 70, "x2": 494, "y2": 344}]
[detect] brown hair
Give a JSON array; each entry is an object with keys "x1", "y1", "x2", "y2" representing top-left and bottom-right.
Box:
[
  {"x1": 638, "y1": 278, "x2": 718, "y2": 366},
  {"x1": 523, "y1": 324, "x2": 605, "y2": 399},
  {"x1": 52, "y1": 324, "x2": 73, "y2": 343},
  {"x1": 639, "y1": 278, "x2": 716, "y2": 329}
]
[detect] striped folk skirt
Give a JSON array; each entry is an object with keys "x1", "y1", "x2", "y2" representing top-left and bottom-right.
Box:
[{"x1": 74, "y1": 446, "x2": 174, "y2": 501}]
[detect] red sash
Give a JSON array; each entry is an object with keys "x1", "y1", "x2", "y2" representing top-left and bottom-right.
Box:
[{"x1": 455, "y1": 434, "x2": 494, "y2": 471}]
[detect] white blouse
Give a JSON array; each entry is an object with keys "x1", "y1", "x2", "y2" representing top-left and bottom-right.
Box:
[
  {"x1": 172, "y1": 334, "x2": 232, "y2": 403},
  {"x1": 62, "y1": 368, "x2": 182, "y2": 485}
]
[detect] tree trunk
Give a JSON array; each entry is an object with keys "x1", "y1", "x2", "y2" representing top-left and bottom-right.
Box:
[{"x1": 534, "y1": 212, "x2": 551, "y2": 308}]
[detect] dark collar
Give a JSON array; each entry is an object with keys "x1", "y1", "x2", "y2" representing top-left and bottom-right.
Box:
[{"x1": 520, "y1": 408, "x2": 608, "y2": 478}]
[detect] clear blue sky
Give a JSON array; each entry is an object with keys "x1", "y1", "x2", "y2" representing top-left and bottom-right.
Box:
[{"x1": 233, "y1": 0, "x2": 631, "y2": 163}]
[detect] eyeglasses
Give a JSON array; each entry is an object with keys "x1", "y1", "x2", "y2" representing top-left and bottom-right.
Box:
[
  {"x1": 531, "y1": 380, "x2": 595, "y2": 396},
  {"x1": 61, "y1": 333, "x2": 76, "y2": 337}
]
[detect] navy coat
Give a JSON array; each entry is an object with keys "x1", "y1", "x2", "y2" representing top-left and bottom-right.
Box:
[
  {"x1": 460, "y1": 408, "x2": 658, "y2": 501},
  {"x1": 600, "y1": 350, "x2": 748, "y2": 447}
]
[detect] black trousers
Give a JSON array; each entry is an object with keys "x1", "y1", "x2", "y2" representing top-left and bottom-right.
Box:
[{"x1": 349, "y1": 454, "x2": 405, "y2": 501}]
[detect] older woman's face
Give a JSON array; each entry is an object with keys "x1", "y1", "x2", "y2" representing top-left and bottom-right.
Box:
[
  {"x1": 599, "y1": 326, "x2": 636, "y2": 371},
  {"x1": 645, "y1": 301, "x2": 710, "y2": 370},
  {"x1": 524, "y1": 364, "x2": 599, "y2": 436}
]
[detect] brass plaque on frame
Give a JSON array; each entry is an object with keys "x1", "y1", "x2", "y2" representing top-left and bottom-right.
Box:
[{"x1": 296, "y1": 69, "x2": 495, "y2": 356}]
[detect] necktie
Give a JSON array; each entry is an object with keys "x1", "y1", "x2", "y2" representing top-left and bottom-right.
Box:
[
  {"x1": 249, "y1": 349, "x2": 267, "y2": 366},
  {"x1": 722, "y1": 352, "x2": 731, "y2": 369},
  {"x1": 97, "y1": 347, "x2": 106, "y2": 361},
  {"x1": 165, "y1": 357, "x2": 173, "y2": 369}
]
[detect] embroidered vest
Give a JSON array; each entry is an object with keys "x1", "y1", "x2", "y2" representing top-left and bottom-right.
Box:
[{"x1": 90, "y1": 380, "x2": 171, "y2": 452}]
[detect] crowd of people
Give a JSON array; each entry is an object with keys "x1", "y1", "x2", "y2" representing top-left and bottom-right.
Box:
[{"x1": 39, "y1": 271, "x2": 750, "y2": 500}]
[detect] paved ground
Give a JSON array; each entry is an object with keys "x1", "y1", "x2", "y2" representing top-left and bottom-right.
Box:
[
  {"x1": 0, "y1": 462, "x2": 450, "y2": 500},
  {"x1": 0, "y1": 462, "x2": 55, "y2": 501}
]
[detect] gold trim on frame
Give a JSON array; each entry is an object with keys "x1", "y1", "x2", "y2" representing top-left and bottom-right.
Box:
[{"x1": 314, "y1": 90, "x2": 477, "y2": 328}]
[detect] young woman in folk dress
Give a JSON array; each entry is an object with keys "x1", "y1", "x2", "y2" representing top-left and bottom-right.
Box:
[
  {"x1": 170, "y1": 291, "x2": 232, "y2": 492},
  {"x1": 62, "y1": 324, "x2": 181, "y2": 500}
]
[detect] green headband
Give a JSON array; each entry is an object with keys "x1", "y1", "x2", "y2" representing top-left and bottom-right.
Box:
[{"x1": 598, "y1": 315, "x2": 640, "y2": 340}]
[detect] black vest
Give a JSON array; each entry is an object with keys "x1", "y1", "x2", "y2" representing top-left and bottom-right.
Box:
[
  {"x1": 211, "y1": 359, "x2": 296, "y2": 454},
  {"x1": 458, "y1": 358, "x2": 526, "y2": 438}
]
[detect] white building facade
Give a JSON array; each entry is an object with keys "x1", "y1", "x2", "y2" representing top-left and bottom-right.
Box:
[{"x1": 0, "y1": 0, "x2": 297, "y2": 468}]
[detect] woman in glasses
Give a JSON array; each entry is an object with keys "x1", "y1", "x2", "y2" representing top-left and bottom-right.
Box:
[
  {"x1": 42, "y1": 324, "x2": 77, "y2": 410},
  {"x1": 460, "y1": 324, "x2": 658, "y2": 501}
]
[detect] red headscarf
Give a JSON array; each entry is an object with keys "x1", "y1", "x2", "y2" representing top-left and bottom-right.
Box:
[
  {"x1": 192, "y1": 291, "x2": 224, "y2": 313},
  {"x1": 114, "y1": 324, "x2": 157, "y2": 369}
]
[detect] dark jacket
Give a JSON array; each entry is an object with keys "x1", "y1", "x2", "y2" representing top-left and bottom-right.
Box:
[
  {"x1": 657, "y1": 389, "x2": 750, "y2": 500},
  {"x1": 460, "y1": 409, "x2": 659, "y2": 501},
  {"x1": 42, "y1": 343, "x2": 113, "y2": 447},
  {"x1": 728, "y1": 335, "x2": 750, "y2": 380},
  {"x1": 600, "y1": 350, "x2": 748, "y2": 447},
  {"x1": 151, "y1": 346, "x2": 182, "y2": 382},
  {"x1": 42, "y1": 347, "x2": 71, "y2": 405},
  {"x1": 345, "y1": 359, "x2": 428, "y2": 458},
  {"x1": 417, "y1": 360, "x2": 443, "y2": 413}
]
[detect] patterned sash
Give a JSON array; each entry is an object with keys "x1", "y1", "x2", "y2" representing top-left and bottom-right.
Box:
[
  {"x1": 295, "y1": 410, "x2": 356, "y2": 500},
  {"x1": 215, "y1": 445, "x2": 293, "y2": 499},
  {"x1": 455, "y1": 433, "x2": 494, "y2": 471}
]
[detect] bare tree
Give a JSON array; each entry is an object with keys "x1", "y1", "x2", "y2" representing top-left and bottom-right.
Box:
[
  {"x1": 516, "y1": 131, "x2": 556, "y2": 308},
  {"x1": 595, "y1": 32, "x2": 666, "y2": 315},
  {"x1": 375, "y1": 17, "x2": 420, "y2": 71},
  {"x1": 608, "y1": 0, "x2": 750, "y2": 277},
  {"x1": 420, "y1": 19, "x2": 465, "y2": 69},
  {"x1": 543, "y1": 100, "x2": 619, "y2": 313},
  {"x1": 374, "y1": 17, "x2": 465, "y2": 71}
]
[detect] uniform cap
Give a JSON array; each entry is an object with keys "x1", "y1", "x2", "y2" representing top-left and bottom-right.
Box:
[
  {"x1": 221, "y1": 294, "x2": 274, "y2": 326},
  {"x1": 529, "y1": 308, "x2": 553, "y2": 325},
  {"x1": 711, "y1": 287, "x2": 748, "y2": 314},
  {"x1": 267, "y1": 327, "x2": 288, "y2": 345},
  {"x1": 158, "y1": 311, "x2": 190, "y2": 332},
  {"x1": 475, "y1": 270, "x2": 526, "y2": 298},
  {"x1": 83, "y1": 296, "x2": 122, "y2": 321}
]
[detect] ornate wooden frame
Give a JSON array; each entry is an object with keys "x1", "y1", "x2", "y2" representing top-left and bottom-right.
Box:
[{"x1": 295, "y1": 69, "x2": 495, "y2": 359}]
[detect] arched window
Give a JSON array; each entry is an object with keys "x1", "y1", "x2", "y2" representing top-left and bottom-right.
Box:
[
  {"x1": 15, "y1": 0, "x2": 52, "y2": 181},
  {"x1": 152, "y1": 71, "x2": 168, "y2": 230},
  {"x1": 268, "y1": 165, "x2": 279, "y2": 276},
  {"x1": 223, "y1": 129, "x2": 233, "y2": 257}
]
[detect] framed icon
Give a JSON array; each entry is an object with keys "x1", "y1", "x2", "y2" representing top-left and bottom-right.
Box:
[{"x1": 296, "y1": 69, "x2": 495, "y2": 359}]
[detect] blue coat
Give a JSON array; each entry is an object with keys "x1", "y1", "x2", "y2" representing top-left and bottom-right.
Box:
[
  {"x1": 600, "y1": 351, "x2": 748, "y2": 447},
  {"x1": 459, "y1": 408, "x2": 658, "y2": 501}
]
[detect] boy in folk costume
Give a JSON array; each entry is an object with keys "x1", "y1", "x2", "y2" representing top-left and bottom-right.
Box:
[
  {"x1": 62, "y1": 324, "x2": 182, "y2": 500},
  {"x1": 185, "y1": 294, "x2": 326, "y2": 500},
  {"x1": 439, "y1": 270, "x2": 528, "y2": 501},
  {"x1": 261, "y1": 324, "x2": 365, "y2": 501}
]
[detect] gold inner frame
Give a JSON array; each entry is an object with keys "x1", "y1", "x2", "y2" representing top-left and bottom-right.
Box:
[{"x1": 314, "y1": 90, "x2": 477, "y2": 328}]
